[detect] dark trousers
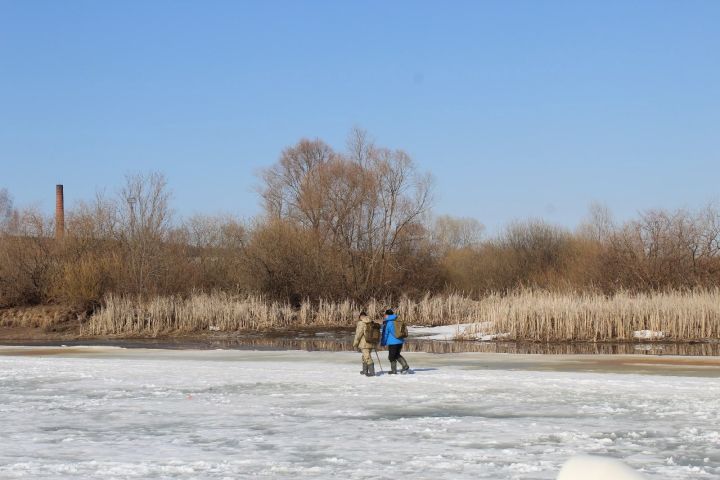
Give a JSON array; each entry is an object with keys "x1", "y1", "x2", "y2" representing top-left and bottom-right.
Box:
[{"x1": 388, "y1": 344, "x2": 404, "y2": 362}]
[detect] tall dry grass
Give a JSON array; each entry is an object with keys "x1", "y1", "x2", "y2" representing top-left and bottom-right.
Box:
[
  {"x1": 84, "y1": 293, "x2": 377, "y2": 336},
  {"x1": 82, "y1": 292, "x2": 475, "y2": 336},
  {"x1": 82, "y1": 290, "x2": 720, "y2": 341},
  {"x1": 0, "y1": 305, "x2": 77, "y2": 329},
  {"x1": 472, "y1": 290, "x2": 720, "y2": 342}
]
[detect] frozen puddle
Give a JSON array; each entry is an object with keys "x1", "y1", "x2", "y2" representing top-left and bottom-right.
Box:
[{"x1": 1, "y1": 349, "x2": 719, "y2": 479}]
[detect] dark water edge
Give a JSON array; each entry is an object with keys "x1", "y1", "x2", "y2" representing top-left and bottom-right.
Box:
[{"x1": 1, "y1": 333, "x2": 719, "y2": 356}]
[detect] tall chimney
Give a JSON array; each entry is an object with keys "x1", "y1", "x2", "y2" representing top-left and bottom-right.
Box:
[{"x1": 55, "y1": 184, "x2": 64, "y2": 240}]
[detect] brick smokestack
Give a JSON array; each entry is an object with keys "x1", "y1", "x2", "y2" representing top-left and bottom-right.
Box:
[{"x1": 55, "y1": 184, "x2": 64, "y2": 240}]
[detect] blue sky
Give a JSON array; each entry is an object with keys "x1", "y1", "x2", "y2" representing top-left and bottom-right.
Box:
[{"x1": 1, "y1": 1, "x2": 718, "y2": 233}]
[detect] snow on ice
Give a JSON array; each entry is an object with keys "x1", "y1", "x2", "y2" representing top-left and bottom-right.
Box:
[{"x1": 1, "y1": 347, "x2": 719, "y2": 479}]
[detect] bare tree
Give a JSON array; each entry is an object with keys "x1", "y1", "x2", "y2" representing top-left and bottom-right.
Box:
[
  {"x1": 578, "y1": 202, "x2": 615, "y2": 242},
  {"x1": 117, "y1": 172, "x2": 173, "y2": 294},
  {"x1": 256, "y1": 131, "x2": 434, "y2": 299},
  {"x1": 66, "y1": 191, "x2": 120, "y2": 241},
  {"x1": 0, "y1": 188, "x2": 15, "y2": 233},
  {"x1": 346, "y1": 126, "x2": 374, "y2": 167},
  {"x1": 698, "y1": 202, "x2": 720, "y2": 260},
  {"x1": 432, "y1": 215, "x2": 484, "y2": 251},
  {"x1": 365, "y1": 147, "x2": 433, "y2": 294},
  {"x1": 0, "y1": 207, "x2": 53, "y2": 305},
  {"x1": 260, "y1": 138, "x2": 334, "y2": 226}
]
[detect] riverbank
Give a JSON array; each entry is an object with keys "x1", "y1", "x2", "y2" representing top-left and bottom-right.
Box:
[
  {"x1": 3, "y1": 290, "x2": 720, "y2": 346},
  {"x1": 2, "y1": 323, "x2": 720, "y2": 356}
]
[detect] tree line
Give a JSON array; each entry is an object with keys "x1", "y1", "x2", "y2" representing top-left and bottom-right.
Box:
[{"x1": 1, "y1": 129, "x2": 719, "y2": 309}]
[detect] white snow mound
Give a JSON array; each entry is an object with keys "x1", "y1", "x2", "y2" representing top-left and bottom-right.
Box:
[{"x1": 558, "y1": 455, "x2": 646, "y2": 480}]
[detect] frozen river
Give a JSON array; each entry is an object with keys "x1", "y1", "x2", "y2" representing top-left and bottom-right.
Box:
[{"x1": 1, "y1": 347, "x2": 718, "y2": 479}]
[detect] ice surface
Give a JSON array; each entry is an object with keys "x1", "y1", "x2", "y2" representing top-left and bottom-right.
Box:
[{"x1": 1, "y1": 348, "x2": 719, "y2": 479}]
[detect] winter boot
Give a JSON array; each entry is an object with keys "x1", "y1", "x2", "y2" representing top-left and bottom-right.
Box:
[
  {"x1": 398, "y1": 356, "x2": 410, "y2": 374},
  {"x1": 388, "y1": 361, "x2": 398, "y2": 374},
  {"x1": 360, "y1": 363, "x2": 368, "y2": 375},
  {"x1": 366, "y1": 363, "x2": 376, "y2": 377}
]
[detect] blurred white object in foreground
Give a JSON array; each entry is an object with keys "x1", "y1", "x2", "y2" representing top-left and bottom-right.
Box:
[{"x1": 558, "y1": 455, "x2": 645, "y2": 480}]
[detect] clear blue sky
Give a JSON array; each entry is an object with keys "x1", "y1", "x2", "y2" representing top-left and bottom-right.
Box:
[{"x1": 1, "y1": 1, "x2": 718, "y2": 233}]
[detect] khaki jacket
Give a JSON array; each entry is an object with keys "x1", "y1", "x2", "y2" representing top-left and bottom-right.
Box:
[{"x1": 353, "y1": 316, "x2": 378, "y2": 349}]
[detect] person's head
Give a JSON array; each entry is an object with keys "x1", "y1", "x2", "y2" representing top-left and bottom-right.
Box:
[
  {"x1": 384, "y1": 309, "x2": 394, "y2": 318},
  {"x1": 359, "y1": 311, "x2": 368, "y2": 319}
]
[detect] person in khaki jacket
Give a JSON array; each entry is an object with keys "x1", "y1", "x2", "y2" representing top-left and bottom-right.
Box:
[{"x1": 353, "y1": 311, "x2": 380, "y2": 377}]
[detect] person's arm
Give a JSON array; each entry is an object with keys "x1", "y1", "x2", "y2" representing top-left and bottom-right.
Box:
[{"x1": 352, "y1": 322, "x2": 363, "y2": 349}]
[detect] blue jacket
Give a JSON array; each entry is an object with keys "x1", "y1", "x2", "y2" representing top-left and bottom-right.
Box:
[{"x1": 381, "y1": 315, "x2": 404, "y2": 346}]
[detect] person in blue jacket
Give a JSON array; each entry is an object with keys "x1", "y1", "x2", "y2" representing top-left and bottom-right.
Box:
[{"x1": 380, "y1": 309, "x2": 410, "y2": 374}]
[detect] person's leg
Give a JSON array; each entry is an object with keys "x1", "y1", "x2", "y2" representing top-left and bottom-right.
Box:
[
  {"x1": 362, "y1": 348, "x2": 372, "y2": 364},
  {"x1": 360, "y1": 349, "x2": 367, "y2": 374},
  {"x1": 397, "y1": 343, "x2": 410, "y2": 372},
  {"x1": 388, "y1": 345, "x2": 400, "y2": 374},
  {"x1": 361, "y1": 348, "x2": 374, "y2": 376},
  {"x1": 388, "y1": 345, "x2": 399, "y2": 361}
]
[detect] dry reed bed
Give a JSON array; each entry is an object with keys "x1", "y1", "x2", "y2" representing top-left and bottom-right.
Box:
[
  {"x1": 83, "y1": 290, "x2": 720, "y2": 341},
  {"x1": 0, "y1": 305, "x2": 77, "y2": 329},
  {"x1": 478, "y1": 290, "x2": 720, "y2": 342}
]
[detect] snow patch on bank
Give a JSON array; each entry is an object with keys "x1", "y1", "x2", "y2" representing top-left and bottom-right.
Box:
[
  {"x1": 410, "y1": 325, "x2": 670, "y2": 343},
  {"x1": 410, "y1": 322, "x2": 509, "y2": 341},
  {"x1": 634, "y1": 330, "x2": 666, "y2": 340},
  {"x1": 409, "y1": 323, "x2": 473, "y2": 340}
]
